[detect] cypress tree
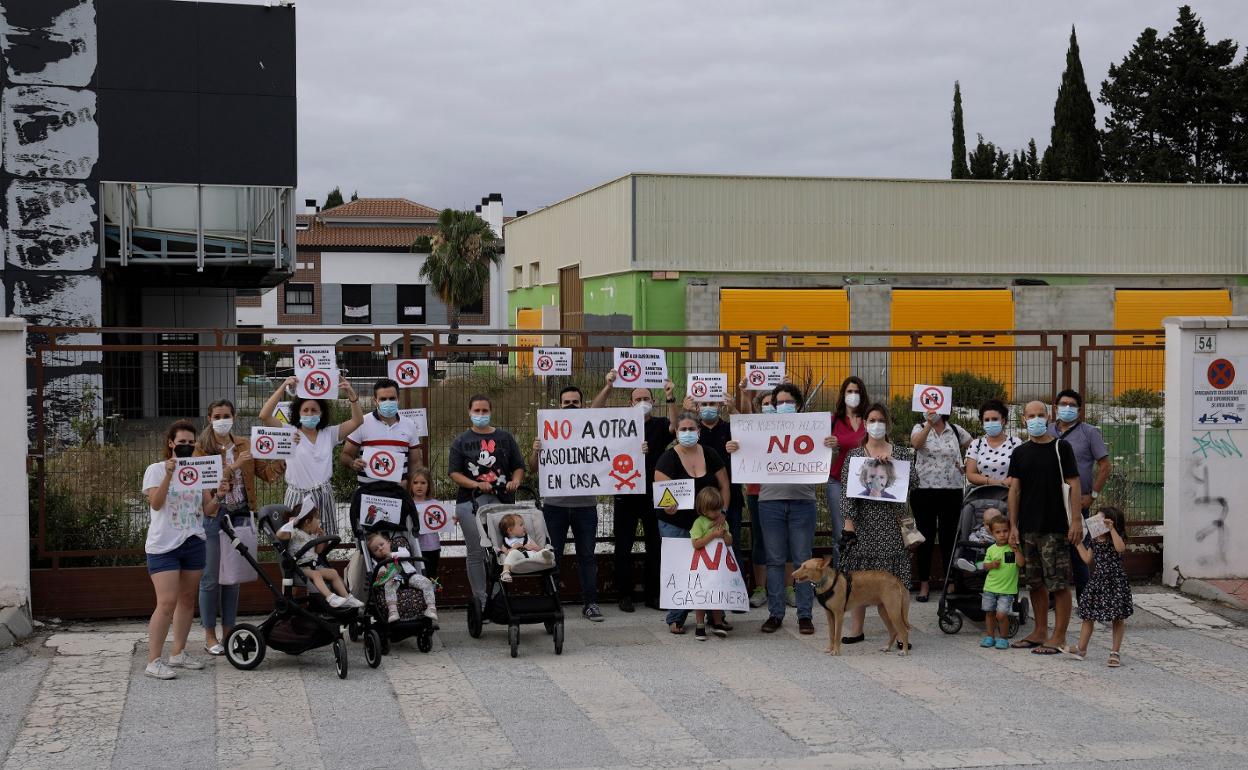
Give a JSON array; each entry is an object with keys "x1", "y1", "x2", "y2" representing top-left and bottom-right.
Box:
[
  {"x1": 951, "y1": 82, "x2": 970, "y2": 179},
  {"x1": 1041, "y1": 27, "x2": 1103, "y2": 181},
  {"x1": 324, "y1": 186, "x2": 345, "y2": 209}
]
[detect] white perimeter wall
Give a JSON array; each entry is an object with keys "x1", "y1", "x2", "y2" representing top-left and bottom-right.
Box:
[{"x1": 0, "y1": 319, "x2": 29, "y2": 609}]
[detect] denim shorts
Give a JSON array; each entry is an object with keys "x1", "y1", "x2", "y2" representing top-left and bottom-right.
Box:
[
  {"x1": 146, "y1": 536, "x2": 207, "y2": 575},
  {"x1": 981, "y1": 590, "x2": 1015, "y2": 614}
]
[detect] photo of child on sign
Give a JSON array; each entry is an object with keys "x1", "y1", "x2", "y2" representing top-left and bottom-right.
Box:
[{"x1": 846, "y1": 456, "x2": 912, "y2": 502}]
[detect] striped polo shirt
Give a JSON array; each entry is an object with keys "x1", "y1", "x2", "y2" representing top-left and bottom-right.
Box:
[{"x1": 345, "y1": 412, "x2": 420, "y2": 484}]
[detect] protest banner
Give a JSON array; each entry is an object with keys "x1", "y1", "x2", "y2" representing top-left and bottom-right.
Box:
[
  {"x1": 729, "y1": 412, "x2": 833, "y2": 484},
  {"x1": 387, "y1": 358, "x2": 429, "y2": 388},
  {"x1": 612, "y1": 348, "x2": 668, "y2": 388},
  {"x1": 173, "y1": 456, "x2": 222, "y2": 492},
  {"x1": 687, "y1": 373, "x2": 727, "y2": 402},
  {"x1": 360, "y1": 494, "x2": 404, "y2": 527},
  {"x1": 250, "y1": 426, "x2": 296, "y2": 460},
  {"x1": 415, "y1": 500, "x2": 453, "y2": 534},
  {"x1": 912, "y1": 384, "x2": 952, "y2": 415},
  {"x1": 536, "y1": 407, "x2": 645, "y2": 496},
  {"x1": 659, "y1": 537, "x2": 749, "y2": 611},
  {"x1": 653, "y1": 479, "x2": 695, "y2": 510},
  {"x1": 845, "y1": 456, "x2": 912, "y2": 502},
  {"x1": 398, "y1": 408, "x2": 428, "y2": 438},
  {"x1": 744, "y1": 361, "x2": 785, "y2": 390},
  {"x1": 363, "y1": 446, "x2": 404, "y2": 483},
  {"x1": 533, "y1": 347, "x2": 572, "y2": 377},
  {"x1": 294, "y1": 345, "x2": 339, "y2": 399}
]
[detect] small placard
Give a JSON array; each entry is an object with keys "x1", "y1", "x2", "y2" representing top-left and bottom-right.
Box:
[
  {"x1": 533, "y1": 347, "x2": 572, "y2": 376},
  {"x1": 612, "y1": 348, "x2": 668, "y2": 388},
  {"x1": 687, "y1": 373, "x2": 727, "y2": 402},
  {"x1": 387, "y1": 358, "x2": 429, "y2": 388},
  {"x1": 653, "y1": 479, "x2": 695, "y2": 510},
  {"x1": 415, "y1": 500, "x2": 454, "y2": 533},
  {"x1": 1195, "y1": 334, "x2": 1217, "y2": 353},
  {"x1": 360, "y1": 494, "x2": 404, "y2": 527},
  {"x1": 363, "y1": 446, "x2": 404, "y2": 483},
  {"x1": 173, "y1": 456, "x2": 223, "y2": 491},
  {"x1": 744, "y1": 361, "x2": 785, "y2": 390},
  {"x1": 250, "y1": 426, "x2": 296, "y2": 460},
  {"x1": 398, "y1": 408, "x2": 428, "y2": 438},
  {"x1": 911, "y1": 384, "x2": 952, "y2": 416}
]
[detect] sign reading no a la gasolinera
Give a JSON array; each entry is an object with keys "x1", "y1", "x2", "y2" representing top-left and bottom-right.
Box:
[
  {"x1": 536, "y1": 407, "x2": 646, "y2": 496},
  {"x1": 1193, "y1": 355, "x2": 1248, "y2": 429}
]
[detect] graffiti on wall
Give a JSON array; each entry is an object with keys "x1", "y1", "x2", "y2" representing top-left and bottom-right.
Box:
[{"x1": 1186, "y1": 428, "x2": 1240, "y2": 567}]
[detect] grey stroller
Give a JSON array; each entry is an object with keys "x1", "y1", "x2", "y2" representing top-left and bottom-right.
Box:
[{"x1": 936, "y1": 485, "x2": 1030, "y2": 637}]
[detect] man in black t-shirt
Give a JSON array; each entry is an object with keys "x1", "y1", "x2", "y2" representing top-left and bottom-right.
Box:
[
  {"x1": 1007, "y1": 400, "x2": 1083, "y2": 655},
  {"x1": 592, "y1": 371, "x2": 677, "y2": 611}
]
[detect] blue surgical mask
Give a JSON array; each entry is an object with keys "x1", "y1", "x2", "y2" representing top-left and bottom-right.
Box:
[
  {"x1": 299, "y1": 415, "x2": 320, "y2": 430},
  {"x1": 761, "y1": 404, "x2": 776, "y2": 414},
  {"x1": 699, "y1": 406, "x2": 719, "y2": 422},
  {"x1": 1057, "y1": 405, "x2": 1079, "y2": 423},
  {"x1": 776, "y1": 402, "x2": 797, "y2": 414},
  {"x1": 1026, "y1": 417, "x2": 1048, "y2": 437},
  {"x1": 983, "y1": 420, "x2": 1002, "y2": 437},
  {"x1": 471, "y1": 413, "x2": 491, "y2": 429},
  {"x1": 677, "y1": 430, "x2": 699, "y2": 447},
  {"x1": 377, "y1": 401, "x2": 399, "y2": 418}
]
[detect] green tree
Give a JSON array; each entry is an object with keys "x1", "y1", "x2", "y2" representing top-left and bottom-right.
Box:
[
  {"x1": 1040, "y1": 27, "x2": 1103, "y2": 181},
  {"x1": 1008, "y1": 138, "x2": 1041, "y2": 180},
  {"x1": 951, "y1": 81, "x2": 970, "y2": 179},
  {"x1": 350, "y1": 190, "x2": 359, "y2": 202},
  {"x1": 323, "y1": 186, "x2": 345, "y2": 210},
  {"x1": 416, "y1": 209, "x2": 501, "y2": 348},
  {"x1": 968, "y1": 134, "x2": 1010, "y2": 179}
]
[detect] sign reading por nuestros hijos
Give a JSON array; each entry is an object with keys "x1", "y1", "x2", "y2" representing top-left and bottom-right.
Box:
[{"x1": 728, "y1": 412, "x2": 833, "y2": 485}]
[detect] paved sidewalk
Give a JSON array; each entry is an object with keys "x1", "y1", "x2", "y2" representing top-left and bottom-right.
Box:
[{"x1": 1, "y1": 588, "x2": 1246, "y2": 770}]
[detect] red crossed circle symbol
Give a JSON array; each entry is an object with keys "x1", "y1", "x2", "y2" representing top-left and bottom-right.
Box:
[
  {"x1": 423, "y1": 504, "x2": 447, "y2": 531},
  {"x1": 748, "y1": 369, "x2": 767, "y2": 386},
  {"x1": 178, "y1": 466, "x2": 199, "y2": 486},
  {"x1": 920, "y1": 387, "x2": 945, "y2": 411},
  {"x1": 297, "y1": 353, "x2": 316, "y2": 369},
  {"x1": 1208, "y1": 359, "x2": 1236, "y2": 390},
  {"x1": 395, "y1": 361, "x2": 420, "y2": 385},
  {"x1": 618, "y1": 360, "x2": 642, "y2": 382},
  {"x1": 536, "y1": 355, "x2": 553, "y2": 372},
  {"x1": 369, "y1": 450, "x2": 396, "y2": 477},
  {"x1": 304, "y1": 370, "x2": 331, "y2": 397},
  {"x1": 690, "y1": 381, "x2": 708, "y2": 398},
  {"x1": 255, "y1": 435, "x2": 275, "y2": 455}
]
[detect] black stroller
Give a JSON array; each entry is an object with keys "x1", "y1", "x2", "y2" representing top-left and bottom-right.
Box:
[
  {"x1": 936, "y1": 485, "x2": 1030, "y2": 637},
  {"x1": 220, "y1": 504, "x2": 357, "y2": 679},
  {"x1": 467, "y1": 501, "x2": 565, "y2": 658}
]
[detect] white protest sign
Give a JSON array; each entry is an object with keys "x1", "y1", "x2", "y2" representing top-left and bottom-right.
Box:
[
  {"x1": 398, "y1": 408, "x2": 429, "y2": 438},
  {"x1": 251, "y1": 426, "x2": 296, "y2": 460},
  {"x1": 1193, "y1": 356, "x2": 1248, "y2": 429},
  {"x1": 387, "y1": 358, "x2": 429, "y2": 388},
  {"x1": 415, "y1": 500, "x2": 453, "y2": 534},
  {"x1": 912, "y1": 384, "x2": 953, "y2": 416},
  {"x1": 1085, "y1": 512, "x2": 1110, "y2": 540},
  {"x1": 275, "y1": 401, "x2": 292, "y2": 425},
  {"x1": 653, "y1": 479, "x2": 695, "y2": 510},
  {"x1": 612, "y1": 348, "x2": 668, "y2": 388},
  {"x1": 536, "y1": 407, "x2": 645, "y2": 496},
  {"x1": 687, "y1": 373, "x2": 727, "y2": 402},
  {"x1": 744, "y1": 361, "x2": 785, "y2": 390},
  {"x1": 729, "y1": 412, "x2": 833, "y2": 485},
  {"x1": 360, "y1": 494, "x2": 404, "y2": 527},
  {"x1": 659, "y1": 537, "x2": 748, "y2": 611},
  {"x1": 533, "y1": 347, "x2": 572, "y2": 377},
  {"x1": 363, "y1": 446, "x2": 404, "y2": 483},
  {"x1": 845, "y1": 456, "x2": 912, "y2": 503},
  {"x1": 294, "y1": 345, "x2": 339, "y2": 399},
  {"x1": 173, "y1": 456, "x2": 222, "y2": 491}
]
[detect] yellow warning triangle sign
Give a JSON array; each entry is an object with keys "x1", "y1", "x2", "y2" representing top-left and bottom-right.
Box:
[{"x1": 657, "y1": 487, "x2": 679, "y2": 509}]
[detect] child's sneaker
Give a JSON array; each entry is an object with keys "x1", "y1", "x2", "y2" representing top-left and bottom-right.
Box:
[
  {"x1": 423, "y1": 608, "x2": 438, "y2": 622},
  {"x1": 994, "y1": 638, "x2": 1010, "y2": 650},
  {"x1": 144, "y1": 660, "x2": 177, "y2": 679},
  {"x1": 327, "y1": 594, "x2": 348, "y2": 608},
  {"x1": 345, "y1": 595, "x2": 365, "y2": 609},
  {"x1": 387, "y1": 605, "x2": 400, "y2": 623},
  {"x1": 694, "y1": 626, "x2": 707, "y2": 641},
  {"x1": 979, "y1": 635, "x2": 995, "y2": 648},
  {"x1": 500, "y1": 570, "x2": 513, "y2": 583},
  {"x1": 955, "y1": 558, "x2": 978, "y2": 573},
  {"x1": 749, "y1": 587, "x2": 766, "y2": 608},
  {"x1": 710, "y1": 622, "x2": 729, "y2": 638},
  {"x1": 166, "y1": 652, "x2": 204, "y2": 670}
]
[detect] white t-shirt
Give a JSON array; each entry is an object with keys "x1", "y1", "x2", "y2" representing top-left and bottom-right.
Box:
[
  {"x1": 284, "y1": 424, "x2": 341, "y2": 489},
  {"x1": 966, "y1": 435, "x2": 1023, "y2": 482},
  {"x1": 142, "y1": 461, "x2": 206, "y2": 554}
]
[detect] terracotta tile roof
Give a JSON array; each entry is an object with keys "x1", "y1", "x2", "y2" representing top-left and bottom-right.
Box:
[
  {"x1": 297, "y1": 219, "x2": 437, "y2": 249},
  {"x1": 318, "y1": 198, "x2": 440, "y2": 220}
]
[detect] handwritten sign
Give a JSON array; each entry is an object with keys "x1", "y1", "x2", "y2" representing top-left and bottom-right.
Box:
[
  {"x1": 687, "y1": 373, "x2": 727, "y2": 402},
  {"x1": 173, "y1": 456, "x2": 222, "y2": 491},
  {"x1": 360, "y1": 494, "x2": 404, "y2": 527},
  {"x1": 659, "y1": 537, "x2": 748, "y2": 611},
  {"x1": 415, "y1": 500, "x2": 453, "y2": 534},
  {"x1": 1193, "y1": 356, "x2": 1247, "y2": 429},
  {"x1": 729, "y1": 412, "x2": 833, "y2": 485},
  {"x1": 387, "y1": 358, "x2": 429, "y2": 388},
  {"x1": 845, "y1": 456, "x2": 912, "y2": 503},
  {"x1": 363, "y1": 446, "x2": 404, "y2": 483},
  {"x1": 398, "y1": 408, "x2": 429, "y2": 438},
  {"x1": 536, "y1": 407, "x2": 645, "y2": 496},
  {"x1": 612, "y1": 348, "x2": 668, "y2": 388},
  {"x1": 534, "y1": 347, "x2": 572, "y2": 377},
  {"x1": 744, "y1": 361, "x2": 785, "y2": 391},
  {"x1": 250, "y1": 426, "x2": 296, "y2": 460},
  {"x1": 912, "y1": 384, "x2": 952, "y2": 416},
  {"x1": 653, "y1": 479, "x2": 695, "y2": 510}
]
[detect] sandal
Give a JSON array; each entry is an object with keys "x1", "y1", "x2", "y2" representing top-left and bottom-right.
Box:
[
  {"x1": 204, "y1": 643, "x2": 224, "y2": 656},
  {"x1": 1010, "y1": 638, "x2": 1042, "y2": 649},
  {"x1": 1030, "y1": 645, "x2": 1061, "y2": 656},
  {"x1": 1059, "y1": 645, "x2": 1085, "y2": 661},
  {"x1": 1107, "y1": 651, "x2": 1122, "y2": 668},
  {"x1": 669, "y1": 622, "x2": 686, "y2": 635}
]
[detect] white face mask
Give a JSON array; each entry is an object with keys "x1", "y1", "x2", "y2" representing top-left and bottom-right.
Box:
[
  {"x1": 844, "y1": 392, "x2": 861, "y2": 409},
  {"x1": 866, "y1": 422, "x2": 887, "y2": 440},
  {"x1": 212, "y1": 418, "x2": 233, "y2": 435},
  {"x1": 636, "y1": 400, "x2": 654, "y2": 414}
]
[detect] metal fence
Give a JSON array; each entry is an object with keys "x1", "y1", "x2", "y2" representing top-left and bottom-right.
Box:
[{"x1": 27, "y1": 326, "x2": 1166, "y2": 568}]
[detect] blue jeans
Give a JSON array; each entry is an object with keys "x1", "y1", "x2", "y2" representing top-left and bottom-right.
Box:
[
  {"x1": 759, "y1": 499, "x2": 816, "y2": 620},
  {"x1": 199, "y1": 514, "x2": 239, "y2": 630},
  {"x1": 824, "y1": 480, "x2": 845, "y2": 571},
  {"x1": 544, "y1": 504, "x2": 599, "y2": 606},
  {"x1": 658, "y1": 520, "x2": 691, "y2": 627}
]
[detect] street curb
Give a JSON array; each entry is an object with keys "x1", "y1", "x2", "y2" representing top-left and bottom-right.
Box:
[
  {"x1": 1180, "y1": 579, "x2": 1248, "y2": 611},
  {"x1": 0, "y1": 604, "x2": 33, "y2": 649}
]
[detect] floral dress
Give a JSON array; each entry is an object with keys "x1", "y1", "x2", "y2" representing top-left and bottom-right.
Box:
[
  {"x1": 1078, "y1": 538, "x2": 1134, "y2": 623},
  {"x1": 840, "y1": 445, "x2": 918, "y2": 586}
]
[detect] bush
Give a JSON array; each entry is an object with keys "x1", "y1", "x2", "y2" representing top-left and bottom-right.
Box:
[
  {"x1": 237, "y1": 364, "x2": 254, "y2": 384},
  {"x1": 940, "y1": 370, "x2": 1007, "y2": 409},
  {"x1": 1115, "y1": 388, "x2": 1164, "y2": 409}
]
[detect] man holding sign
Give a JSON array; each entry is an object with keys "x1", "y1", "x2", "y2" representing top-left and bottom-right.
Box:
[{"x1": 341, "y1": 378, "x2": 423, "y2": 539}]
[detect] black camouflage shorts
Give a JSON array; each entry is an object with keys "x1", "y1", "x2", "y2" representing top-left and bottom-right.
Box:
[{"x1": 1021, "y1": 531, "x2": 1072, "y2": 592}]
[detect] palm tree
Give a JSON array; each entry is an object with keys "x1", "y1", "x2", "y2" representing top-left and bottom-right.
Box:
[{"x1": 415, "y1": 209, "x2": 501, "y2": 351}]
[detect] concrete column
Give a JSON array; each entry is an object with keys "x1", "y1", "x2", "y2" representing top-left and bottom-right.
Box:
[
  {"x1": 0, "y1": 319, "x2": 30, "y2": 611},
  {"x1": 848, "y1": 285, "x2": 891, "y2": 402},
  {"x1": 1163, "y1": 316, "x2": 1248, "y2": 585}
]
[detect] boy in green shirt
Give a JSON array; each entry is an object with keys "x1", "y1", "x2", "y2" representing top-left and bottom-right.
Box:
[
  {"x1": 690, "y1": 488, "x2": 733, "y2": 641},
  {"x1": 978, "y1": 514, "x2": 1024, "y2": 650}
]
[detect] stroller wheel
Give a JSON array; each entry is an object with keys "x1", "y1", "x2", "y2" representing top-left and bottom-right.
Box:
[
  {"x1": 553, "y1": 620, "x2": 564, "y2": 655},
  {"x1": 508, "y1": 625, "x2": 520, "y2": 658},
  {"x1": 224, "y1": 624, "x2": 266, "y2": 670},
  {"x1": 468, "y1": 599, "x2": 484, "y2": 639},
  {"x1": 417, "y1": 631, "x2": 433, "y2": 653},
  {"x1": 938, "y1": 611, "x2": 963, "y2": 635},
  {"x1": 348, "y1": 621, "x2": 361, "y2": 643},
  {"x1": 333, "y1": 638, "x2": 349, "y2": 679},
  {"x1": 1006, "y1": 614, "x2": 1021, "y2": 639},
  {"x1": 380, "y1": 635, "x2": 391, "y2": 656},
  {"x1": 364, "y1": 630, "x2": 382, "y2": 668}
]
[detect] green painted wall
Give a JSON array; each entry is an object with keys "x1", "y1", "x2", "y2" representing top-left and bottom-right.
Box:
[
  {"x1": 583, "y1": 273, "x2": 639, "y2": 318},
  {"x1": 508, "y1": 284, "x2": 559, "y2": 327}
]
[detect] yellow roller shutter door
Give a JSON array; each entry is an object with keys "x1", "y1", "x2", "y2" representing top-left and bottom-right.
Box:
[
  {"x1": 1113, "y1": 289, "x2": 1231, "y2": 395},
  {"x1": 515, "y1": 307, "x2": 543, "y2": 373},
  {"x1": 889, "y1": 290, "x2": 1015, "y2": 399},
  {"x1": 719, "y1": 289, "x2": 849, "y2": 394}
]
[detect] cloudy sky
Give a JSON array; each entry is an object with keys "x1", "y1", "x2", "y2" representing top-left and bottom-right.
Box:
[{"x1": 293, "y1": 0, "x2": 1247, "y2": 214}]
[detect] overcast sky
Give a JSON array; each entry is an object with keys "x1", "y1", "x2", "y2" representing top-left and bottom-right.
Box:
[{"x1": 292, "y1": 0, "x2": 1247, "y2": 214}]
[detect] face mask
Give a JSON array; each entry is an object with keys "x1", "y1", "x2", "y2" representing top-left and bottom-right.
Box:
[
  {"x1": 982, "y1": 420, "x2": 1003, "y2": 437},
  {"x1": 471, "y1": 413, "x2": 491, "y2": 428},
  {"x1": 211, "y1": 418, "x2": 233, "y2": 435},
  {"x1": 636, "y1": 401, "x2": 654, "y2": 414},
  {"x1": 377, "y1": 401, "x2": 399, "y2": 418},
  {"x1": 866, "y1": 422, "x2": 887, "y2": 440},
  {"x1": 761, "y1": 404, "x2": 776, "y2": 414},
  {"x1": 776, "y1": 402, "x2": 797, "y2": 414},
  {"x1": 677, "y1": 430, "x2": 699, "y2": 447},
  {"x1": 699, "y1": 406, "x2": 719, "y2": 422},
  {"x1": 173, "y1": 444, "x2": 195, "y2": 458},
  {"x1": 1057, "y1": 405, "x2": 1079, "y2": 423},
  {"x1": 1026, "y1": 417, "x2": 1048, "y2": 437},
  {"x1": 299, "y1": 415, "x2": 320, "y2": 430},
  {"x1": 844, "y1": 393, "x2": 861, "y2": 409}
]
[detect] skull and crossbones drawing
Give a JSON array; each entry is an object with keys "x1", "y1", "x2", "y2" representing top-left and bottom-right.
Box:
[{"x1": 609, "y1": 454, "x2": 640, "y2": 490}]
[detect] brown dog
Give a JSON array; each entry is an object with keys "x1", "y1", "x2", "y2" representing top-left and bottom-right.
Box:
[{"x1": 793, "y1": 556, "x2": 911, "y2": 656}]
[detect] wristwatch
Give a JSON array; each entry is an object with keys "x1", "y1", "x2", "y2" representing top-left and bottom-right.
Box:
[{"x1": 1090, "y1": 490, "x2": 1100, "y2": 500}]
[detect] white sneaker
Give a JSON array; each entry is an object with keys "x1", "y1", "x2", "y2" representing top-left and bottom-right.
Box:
[
  {"x1": 423, "y1": 608, "x2": 438, "y2": 622},
  {"x1": 387, "y1": 606, "x2": 400, "y2": 623},
  {"x1": 144, "y1": 660, "x2": 177, "y2": 679},
  {"x1": 327, "y1": 594, "x2": 347, "y2": 608},
  {"x1": 500, "y1": 571, "x2": 513, "y2": 583},
  {"x1": 345, "y1": 595, "x2": 365, "y2": 608},
  {"x1": 954, "y1": 558, "x2": 978, "y2": 573},
  {"x1": 166, "y1": 652, "x2": 204, "y2": 670}
]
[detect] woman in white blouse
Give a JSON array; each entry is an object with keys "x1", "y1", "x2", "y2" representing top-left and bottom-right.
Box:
[
  {"x1": 909, "y1": 409, "x2": 972, "y2": 602},
  {"x1": 963, "y1": 399, "x2": 1021, "y2": 488}
]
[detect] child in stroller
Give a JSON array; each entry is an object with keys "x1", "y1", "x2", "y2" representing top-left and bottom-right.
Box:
[
  {"x1": 276, "y1": 497, "x2": 364, "y2": 609},
  {"x1": 365, "y1": 532, "x2": 438, "y2": 623},
  {"x1": 498, "y1": 512, "x2": 556, "y2": 582},
  {"x1": 936, "y1": 486, "x2": 1030, "y2": 638}
]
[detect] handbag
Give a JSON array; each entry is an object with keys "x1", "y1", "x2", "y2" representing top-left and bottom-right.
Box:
[
  {"x1": 900, "y1": 511, "x2": 926, "y2": 549},
  {"x1": 1054, "y1": 439, "x2": 1072, "y2": 525},
  {"x1": 219, "y1": 509, "x2": 258, "y2": 585}
]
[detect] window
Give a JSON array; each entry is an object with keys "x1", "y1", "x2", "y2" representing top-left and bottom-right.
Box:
[
  {"x1": 285, "y1": 283, "x2": 313, "y2": 315},
  {"x1": 461, "y1": 290, "x2": 484, "y2": 316},
  {"x1": 342, "y1": 284, "x2": 372, "y2": 324},
  {"x1": 529, "y1": 262, "x2": 541, "y2": 285},
  {"x1": 513, "y1": 265, "x2": 524, "y2": 289},
  {"x1": 398, "y1": 284, "x2": 427, "y2": 324}
]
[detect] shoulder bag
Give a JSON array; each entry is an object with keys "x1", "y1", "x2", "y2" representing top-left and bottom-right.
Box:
[{"x1": 1054, "y1": 439, "x2": 1072, "y2": 525}]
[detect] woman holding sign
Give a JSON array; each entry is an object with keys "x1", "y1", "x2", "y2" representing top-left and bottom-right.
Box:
[
  {"x1": 909, "y1": 405, "x2": 972, "y2": 602},
  {"x1": 259, "y1": 375, "x2": 364, "y2": 539}
]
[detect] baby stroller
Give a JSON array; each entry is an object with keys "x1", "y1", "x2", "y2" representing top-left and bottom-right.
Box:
[
  {"x1": 219, "y1": 504, "x2": 356, "y2": 679},
  {"x1": 345, "y1": 488, "x2": 436, "y2": 666},
  {"x1": 936, "y1": 485, "x2": 1030, "y2": 637},
  {"x1": 467, "y1": 501, "x2": 565, "y2": 658}
]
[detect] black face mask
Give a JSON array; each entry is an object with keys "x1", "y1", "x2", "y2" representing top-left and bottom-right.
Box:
[
  {"x1": 173, "y1": 444, "x2": 195, "y2": 458},
  {"x1": 562, "y1": 404, "x2": 579, "y2": 409}
]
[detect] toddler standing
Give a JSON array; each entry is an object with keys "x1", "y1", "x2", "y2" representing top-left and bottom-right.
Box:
[
  {"x1": 690, "y1": 488, "x2": 732, "y2": 642},
  {"x1": 1064, "y1": 507, "x2": 1134, "y2": 667},
  {"x1": 977, "y1": 514, "x2": 1023, "y2": 650}
]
